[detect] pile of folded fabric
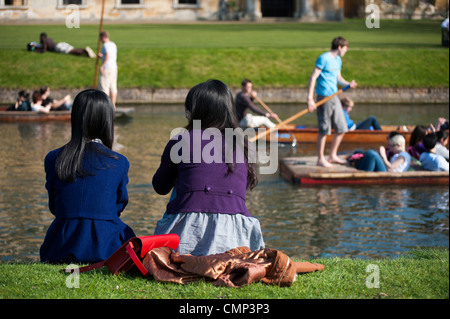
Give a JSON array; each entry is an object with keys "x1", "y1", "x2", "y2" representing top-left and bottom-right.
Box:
[{"x1": 143, "y1": 246, "x2": 324, "y2": 288}]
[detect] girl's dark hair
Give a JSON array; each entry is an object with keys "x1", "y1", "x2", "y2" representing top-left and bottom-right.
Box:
[
  {"x1": 55, "y1": 89, "x2": 117, "y2": 182},
  {"x1": 436, "y1": 129, "x2": 449, "y2": 141},
  {"x1": 32, "y1": 91, "x2": 42, "y2": 103},
  {"x1": 409, "y1": 125, "x2": 428, "y2": 147},
  {"x1": 184, "y1": 79, "x2": 258, "y2": 190}
]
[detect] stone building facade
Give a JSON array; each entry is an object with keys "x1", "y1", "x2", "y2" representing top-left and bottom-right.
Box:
[{"x1": 0, "y1": 0, "x2": 447, "y2": 23}]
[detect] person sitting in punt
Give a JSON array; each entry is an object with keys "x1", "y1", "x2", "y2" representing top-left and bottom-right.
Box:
[
  {"x1": 434, "y1": 117, "x2": 449, "y2": 132},
  {"x1": 407, "y1": 125, "x2": 428, "y2": 160},
  {"x1": 356, "y1": 134, "x2": 411, "y2": 172},
  {"x1": 40, "y1": 89, "x2": 135, "y2": 264},
  {"x1": 30, "y1": 91, "x2": 51, "y2": 113},
  {"x1": 152, "y1": 79, "x2": 265, "y2": 256},
  {"x1": 40, "y1": 86, "x2": 72, "y2": 111},
  {"x1": 6, "y1": 90, "x2": 31, "y2": 111},
  {"x1": 419, "y1": 133, "x2": 449, "y2": 172},
  {"x1": 435, "y1": 130, "x2": 449, "y2": 162},
  {"x1": 235, "y1": 79, "x2": 279, "y2": 129},
  {"x1": 340, "y1": 96, "x2": 381, "y2": 131}
]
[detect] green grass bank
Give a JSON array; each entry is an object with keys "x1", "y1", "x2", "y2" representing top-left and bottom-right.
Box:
[
  {"x1": 0, "y1": 20, "x2": 448, "y2": 91},
  {"x1": 1, "y1": 248, "x2": 448, "y2": 299}
]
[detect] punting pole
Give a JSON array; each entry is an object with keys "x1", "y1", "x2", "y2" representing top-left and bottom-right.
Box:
[
  {"x1": 249, "y1": 85, "x2": 351, "y2": 143},
  {"x1": 254, "y1": 95, "x2": 297, "y2": 147},
  {"x1": 93, "y1": 0, "x2": 106, "y2": 89}
]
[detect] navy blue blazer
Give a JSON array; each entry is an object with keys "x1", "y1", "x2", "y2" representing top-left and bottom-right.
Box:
[{"x1": 40, "y1": 143, "x2": 135, "y2": 263}]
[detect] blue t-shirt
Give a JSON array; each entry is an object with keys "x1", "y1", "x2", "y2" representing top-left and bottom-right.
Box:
[
  {"x1": 315, "y1": 52, "x2": 342, "y2": 97},
  {"x1": 343, "y1": 110, "x2": 354, "y2": 129}
]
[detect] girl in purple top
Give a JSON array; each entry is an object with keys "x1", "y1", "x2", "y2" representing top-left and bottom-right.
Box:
[{"x1": 152, "y1": 80, "x2": 265, "y2": 256}]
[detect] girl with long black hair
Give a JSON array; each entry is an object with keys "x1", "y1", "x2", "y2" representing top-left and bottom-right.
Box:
[
  {"x1": 40, "y1": 89, "x2": 135, "y2": 263},
  {"x1": 152, "y1": 79, "x2": 265, "y2": 256}
]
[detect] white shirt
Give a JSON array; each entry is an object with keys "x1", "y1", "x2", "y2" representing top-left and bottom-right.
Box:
[
  {"x1": 391, "y1": 151, "x2": 411, "y2": 172},
  {"x1": 435, "y1": 142, "x2": 449, "y2": 161},
  {"x1": 31, "y1": 103, "x2": 47, "y2": 112},
  {"x1": 101, "y1": 41, "x2": 117, "y2": 69},
  {"x1": 442, "y1": 18, "x2": 449, "y2": 30},
  {"x1": 420, "y1": 152, "x2": 449, "y2": 172}
]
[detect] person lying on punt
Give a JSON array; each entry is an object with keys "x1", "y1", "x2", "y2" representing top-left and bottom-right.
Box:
[
  {"x1": 340, "y1": 96, "x2": 381, "y2": 131},
  {"x1": 352, "y1": 134, "x2": 411, "y2": 172}
]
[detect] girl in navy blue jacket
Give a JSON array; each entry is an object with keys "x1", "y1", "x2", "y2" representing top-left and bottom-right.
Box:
[{"x1": 40, "y1": 89, "x2": 135, "y2": 264}]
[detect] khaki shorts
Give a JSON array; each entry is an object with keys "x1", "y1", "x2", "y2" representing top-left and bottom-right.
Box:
[
  {"x1": 316, "y1": 95, "x2": 348, "y2": 135},
  {"x1": 99, "y1": 68, "x2": 118, "y2": 94}
]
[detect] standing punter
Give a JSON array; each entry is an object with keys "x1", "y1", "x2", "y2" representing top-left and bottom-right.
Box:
[
  {"x1": 307, "y1": 36, "x2": 357, "y2": 167},
  {"x1": 99, "y1": 31, "x2": 118, "y2": 109}
]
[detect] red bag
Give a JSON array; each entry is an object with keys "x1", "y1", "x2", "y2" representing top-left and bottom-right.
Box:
[{"x1": 63, "y1": 234, "x2": 180, "y2": 277}]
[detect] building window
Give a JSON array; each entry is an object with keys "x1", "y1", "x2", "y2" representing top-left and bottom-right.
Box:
[
  {"x1": 62, "y1": 0, "x2": 82, "y2": 4},
  {"x1": 116, "y1": 0, "x2": 144, "y2": 8},
  {"x1": 179, "y1": 0, "x2": 198, "y2": 4},
  {"x1": 0, "y1": 0, "x2": 28, "y2": 8},
  {"x1": 57, "y1": 0, "x2": 87, "y2": 9},
  {"x1": 174, "y1": 0, "x2": 200, "y2": 8}
]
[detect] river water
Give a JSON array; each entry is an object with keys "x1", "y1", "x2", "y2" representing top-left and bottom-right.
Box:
[{"x1": 0, "y1": 103, "x2": 448, "y2": 262}]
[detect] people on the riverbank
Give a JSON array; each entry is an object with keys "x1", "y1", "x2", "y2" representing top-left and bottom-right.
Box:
[
  {"x1": 152, "y1": 79, "x2": 265, "y2": 256},
  {"x1": 407, "y1": 125, "x2": 428, "y2": 160},
  {"x1": 40, "y1": 86, "x2": 72, "y2": 111},
  {"x1": 419, "y1": 133, "x2": 449, "y2": 172},
  {"x1": 306, "y1": 36, "x2": 358, "y2": 167},
  {"x1": 28, "y1": 32, "x2": 96, "y2": 58},
  {"x1": 98, "y1": 31, "x2": 118, "y2": 109},
  {"x1": 340, "y1": 96, "x2": 381, "y2": 130},
  {"x1": 40, "y1": 89, "x2": 135, "y2": 263},
  {"x1": 6, "y1": 90, "x2": 31, "y2": 111},
  {"x1": 235, "y1": 79, "x2": 279, "y2": 129},
  {"x1": 356, "y1": 134, "x2": 411, "y2": 172},
  {"x1": 30, "y1": 91, "x2": 51, "y2": 113}
]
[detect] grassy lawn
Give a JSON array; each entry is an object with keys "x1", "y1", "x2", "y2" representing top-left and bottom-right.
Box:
[
  {"x1": 0, "y1": 248, "x2": 448, "y2": 299},
  {"x1": 0, "y1": 20, "x2": 448, "y2": 90}
]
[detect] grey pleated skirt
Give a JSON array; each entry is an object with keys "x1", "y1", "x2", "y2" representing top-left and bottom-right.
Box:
[{"x1": 154, "y1": 212, "x2": 265, "y2": 256}]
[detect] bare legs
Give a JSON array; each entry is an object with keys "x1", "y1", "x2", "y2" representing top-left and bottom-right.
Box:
[
  {"x1": 316, "y1": 134, "x2": 331, "y2": 167},
  {"x1": 317, "y1": 132, "x2": 346, "y2": 167},
  {"x1": 69, "y1": 48, "x2": 88, "y2": 56},
  {"x1": 110, "y1": 91, "x2": 117, "y2": 109}
]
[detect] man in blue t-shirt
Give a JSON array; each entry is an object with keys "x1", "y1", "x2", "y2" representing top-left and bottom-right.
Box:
[{"x1": 306, "y1": 36, "x2": 357, "y2": 167}]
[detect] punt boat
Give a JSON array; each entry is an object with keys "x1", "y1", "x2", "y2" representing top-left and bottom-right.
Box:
[
  {"x1": 273, "y1": 125, "x2": 414, "y2": 145},
  {"x1": 280, "y1": 156, "x2": 449, "y2": 185},
  {"x1": 0, "y1": 107, "x2": 134, "y2": 122}
]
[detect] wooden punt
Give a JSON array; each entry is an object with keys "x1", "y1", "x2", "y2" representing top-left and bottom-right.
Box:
[
  {"x1": 0, "y1": 107, "x2": 134, "y2": 122},
  {"x1": 268, "y1": 125, "x2": 413, "y2": 145},
  {"x1": 280, "y1": 156, "x2": 449, "y2": 185}
]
